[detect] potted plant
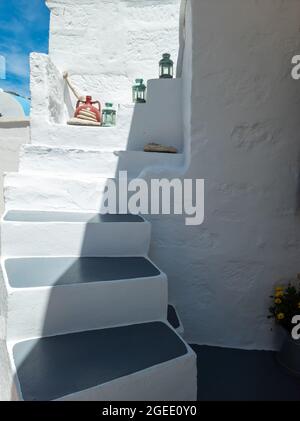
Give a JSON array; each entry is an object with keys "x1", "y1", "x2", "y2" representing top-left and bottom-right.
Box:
[{"x1": 269, "y1": 275, "x2": 300, "y2": 376}]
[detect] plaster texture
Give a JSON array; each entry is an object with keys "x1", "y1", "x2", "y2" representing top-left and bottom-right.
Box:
[
  {"x1": 4, "y1": 173, "x2": 114, "y2": 212},
  {"x1": 19, "y1": 146, "x2": 184, "y2": 177},
  {"x1": 0, "y1": 121, "x2": 30, "y2": 215},
  {"x1": 45, "y1": 0, "x2": 181, "y2": 104},
  {"x1": 149, "y1": 0, "x2": 300, "y2": 351}
]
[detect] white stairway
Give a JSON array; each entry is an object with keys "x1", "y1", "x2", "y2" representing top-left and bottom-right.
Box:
[
  {"x1": 0, "y1": 71, "x2": 197, "y2": 400},
  {"x1": 0, "y1": 209, "x2": 197, "y2": 401}
]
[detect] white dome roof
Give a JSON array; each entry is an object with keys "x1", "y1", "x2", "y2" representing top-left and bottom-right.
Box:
[{"x1": 0, "y1": 91, "x2": 25, "y2": 119}]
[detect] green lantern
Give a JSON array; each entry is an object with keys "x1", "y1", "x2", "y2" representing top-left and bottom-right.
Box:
[
  {"x1": 159, "y1": 53, "x2": 174, "y2": 79},
  {"x1": 132, "y1": 79, "x2": 146, "y2": 103},
  {"x1": 102, "y1": 103, "x2": 116, "y2": 127}
]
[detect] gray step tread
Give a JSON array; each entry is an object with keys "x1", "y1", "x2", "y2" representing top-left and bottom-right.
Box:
[
  {"x1": 5, "y1": 257, "x2": 161, "y2": 288},
  {"x1": 13, "y1": 322, "x2": 188, "y2": 401},
  {"x1": 4, "y1": 211, "x2": 144, "y2": 223}
]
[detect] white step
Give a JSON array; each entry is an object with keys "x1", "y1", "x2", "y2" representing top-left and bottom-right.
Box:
[
  {"x1": 1, "y1": 211, "x2": 151, "y2": 258},
  {"x1": 1, "y1": 256, "x2": 168, "y2": 342},
  {"x1": 32, "y1": 123, "x2": 131, "y2": 151},
  {"x1": 31, "y1": 105, "x2": 137, "y2": 151},
  {"x1": 3, "y1": 172, "x2": 156, "y2": 213},
  {"x1": 6, "y1": 322, "x2": 197, "y2": 401},
  {"x1": 19, "y1": 146, "x2": 184, "y2": 178},
  {"x1": 4, "y1": 173, "x2": 113, "y2": 212}
]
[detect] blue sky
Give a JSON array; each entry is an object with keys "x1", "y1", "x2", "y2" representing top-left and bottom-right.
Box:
[{"x1": 0, "y1": 0, "x2": 49, "y2": 98}]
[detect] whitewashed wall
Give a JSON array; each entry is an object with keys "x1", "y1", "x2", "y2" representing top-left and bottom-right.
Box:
[
  {"x1": 0, "y1": 121, "x2": 30, "y2": 215},
  {"x1": 36, "y1": 0, "x2": 300, "y2": 351},
  {"x1": 46, "y1": 0, "x2": 181, "y2": 105},
  {"x1": 156, "y1": 0, "x2": 300, "y2": 351}
]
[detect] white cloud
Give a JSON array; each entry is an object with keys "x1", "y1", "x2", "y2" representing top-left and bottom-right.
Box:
[{"x1": 4, "y1": 52, "x2": 29, "y2": 79}]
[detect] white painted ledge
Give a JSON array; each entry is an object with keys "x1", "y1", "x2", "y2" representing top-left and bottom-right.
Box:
[{"x1": 19, "y1": 146, "x2": 184, "y2": 178}]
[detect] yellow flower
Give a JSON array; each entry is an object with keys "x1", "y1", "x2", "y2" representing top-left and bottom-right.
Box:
[
  {"x1": 274, "y1": 298, "x2": 282, "y2": 304},
  {"x1": 277, "y1": 313, "x2": 285, "y2": 321},
  {"x1": 275, "y1": 291, "x2": 284, "y2": 298},
  {"x1": 275, "y1": 286, "x2": 284, "y2": 291}
]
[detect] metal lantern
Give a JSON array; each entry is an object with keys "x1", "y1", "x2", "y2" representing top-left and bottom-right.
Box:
[
  {"x1": 159, "y1": 53, "x2": 173, "y2": 79},
  {"x1": 102, "y1": 103, "x2": 116, "y2": 127},
  {"x1": 132, "y1": 79, "x2": 146, "y2": 103}
]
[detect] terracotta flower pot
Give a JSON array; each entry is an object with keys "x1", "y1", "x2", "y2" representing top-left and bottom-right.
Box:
[{"x1": 277, "y1": 329, "x2": 300, "y2": 376}]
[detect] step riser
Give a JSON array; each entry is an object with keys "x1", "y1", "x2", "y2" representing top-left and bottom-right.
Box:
[
  {"x1": 1, "y1": 222, "x2": 151, "y2": 258},
  {"x1": 31, "y1": 123, "x2": 130, "y2": 151},
  {"x1": 57, "y1": 353, "x2": 197, "y2": 402},
  {"x1": 20, "y1": 149, "x2": 124, "y2": 178},
  {"x1": 4, "y1": 174, "x2": 110, "y2": 212},
  {"x1": 4, "y1": 273, "x2": 168, "y2": 342},
  {"x1": 19, "y1": 148, "x2": 183, "y2": 178},
  {"x1": 4, "y1": 173, "x2": 183, "y2": 213}
]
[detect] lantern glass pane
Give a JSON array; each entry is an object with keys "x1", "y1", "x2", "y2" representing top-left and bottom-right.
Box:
[
  {"x1": 163, "y1": 66, "x2": 169, "y2": 75},
  {"x1": 133, "y1": 80, "x2": 146, "y2": 103},
  {"x1": 133, "y1": 88, "x2": 137, "y2": 103},
  {"x1": 112, "y1": 111, "x2": 116, "y2": 126},
  {"x1": 102, "y1": 106, "x2": 116, "y2": 127}
]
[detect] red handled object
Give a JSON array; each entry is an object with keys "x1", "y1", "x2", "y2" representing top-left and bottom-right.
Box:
[{"x1": 74, "y1": 96, "x2": 102, "y2": 123}]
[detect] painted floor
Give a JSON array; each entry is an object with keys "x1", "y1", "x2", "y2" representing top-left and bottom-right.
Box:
[
  {"x1": 192, "y1": 345, "x2": 300, "y2": 401},
  {"x1": 14, "y1": 322, "x2": 188, "y2": 401},
  {"x1": 5, "y1": 256, "x2": 160, "y2": 288}
]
